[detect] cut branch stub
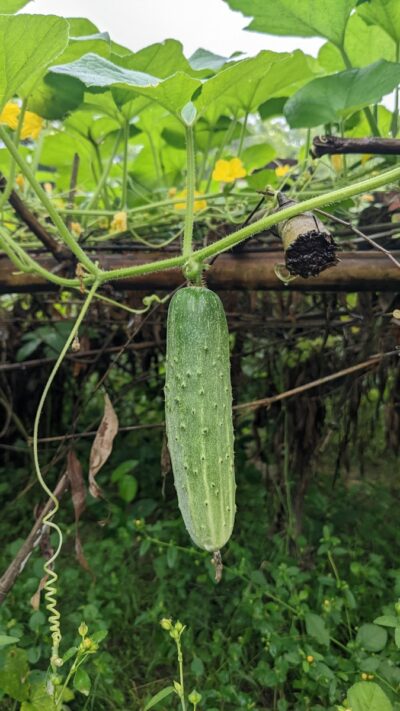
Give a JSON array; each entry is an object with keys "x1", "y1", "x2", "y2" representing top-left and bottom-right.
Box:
[{"x1": 275, "y1": 193, "x2": 338, "y2": 278}]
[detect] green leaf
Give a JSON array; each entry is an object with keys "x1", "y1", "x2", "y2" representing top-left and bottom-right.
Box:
[
  {"x1": 118, "y1": 475, "x2": 138, "y2": 503},
  {"x1": 318, "y1": 15, "x2": 396, "y2": 72},
  {"x1": 27, "y1": 73, "x2": 84, "y2": 120},
  {"x1": 258, "y1": 97, "x2": 288, "y2": 120},
  {"x1": 90, "y1": 629, "x2": 108, "y2": 644},
  {"x1": 241, "y1": 143, "x2": 276, "y2": 172},
  {"x1": 356, "y1": 623, "x2": 388, "y2": 652},
  {"x1": 284, "y1": 60, "x2": 400, "y2": 127},
  {"x1": 111, "y1": 460, "x2": 139, "y2": 482},
  {"x1": 395, "y1": 627, "x2": 400, "y2": 648},
  {"x1": 0, "y1": 0, "x2": 31, "y2": 12},
  {"x1": 196, "y1": 50, "x2": 317, "y2": 122},
  {"x1": 0, "y1": 647, "x2": 29, "y2": 702},
  {"x1": 305, "y1": 612, "x2": 330, "y2": 646},
  {"x1": 374, "y1": 615, "x2": 398, "y2": 627},
  {"x1": 144, "y1": 686, "x2": 175, "y2": 710},
  {"x1": 358, "y1": 0, "x2": 400, "y2": 44},
  {"x1": 189, "y1": 48, "x2": 229, "y2": 72},
  {"x1": 50, "y1": 53, "x2": 201, "y2": 118},
  {"x1": 62, "y1": 646, "x2": 78, "y2": 663},
  {"x1": 73, "y1": 667, "x2": 91, "y2": 696},
  {"x1": 117, "y1": 39, "x2": 194, "y2": 78},
  {"x1": 0, "y1": 635, "x2": 20, "y2": 647},
  {"x1": 347, "y1": 681, "x2": 392, "y2": 711},
  {"x1": 0, "y1": 15, "x2": 69, "y2": 109},
  {"x1": 223, "y1": 0, "x2": 354, "y2": 47}
]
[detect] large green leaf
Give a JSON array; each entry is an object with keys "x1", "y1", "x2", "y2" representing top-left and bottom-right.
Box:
[
  {"x1": 358, "y1": 0, "x2": 400, "y2": 44},
  {"x1": 117, "y1": 39, "x2": 194, "y2": 78},
  {"x1": 0, "y1": 0, "x2": 31, "y2": 11},
  {"x1": 0, "y1": 14, "x2": 69, "y2": 109},
  {"x1": 27, "y1": 74, "x2": 84, "y2": 120},
  {"x1": 284, "y1": 60, "x2": 400, "y2": 127},
  {"x1": 347, "y1": 682, "x2": 392, "y2": 711},
  {"x1": 50, "y1": 53, "x2": 201, "y2": 118},
  {"x1": 196, "y1": 50, "x2": 317, "y2": 122},
  {"x1": 318, "y1": 14, "x2": 396, "y2": 71},
  {"x1": 223, "y1": 0, "x2": 355, "y2": 47}
]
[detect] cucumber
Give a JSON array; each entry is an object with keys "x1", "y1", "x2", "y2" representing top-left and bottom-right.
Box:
[{"x1": 164, "y1": 286, "x2": 236, "y2": 553}]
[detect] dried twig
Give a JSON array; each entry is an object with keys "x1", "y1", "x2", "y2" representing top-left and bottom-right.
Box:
[
  {"x1": 0, "y1": 474, "x2": 69, "y2": 604},
  {"x1": 0, "y1": 172, "x2": 70, "y2": 262},
  {"x1": 312, "y1": 135, "x2": 400, "y2": 158}
]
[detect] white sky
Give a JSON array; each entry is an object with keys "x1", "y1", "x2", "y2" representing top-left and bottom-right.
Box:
[{"x1": 21, "y1": 0, "x2": 324, "y2": 58}]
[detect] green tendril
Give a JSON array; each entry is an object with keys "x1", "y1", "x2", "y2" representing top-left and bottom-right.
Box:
[{"x1": 32, "y1": 280, "x2": 100, "y2": 671}]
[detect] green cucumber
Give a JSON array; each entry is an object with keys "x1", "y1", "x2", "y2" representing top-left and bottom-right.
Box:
[{"x1": 164, "y1": 286, "x2": 236, "y2": 553}]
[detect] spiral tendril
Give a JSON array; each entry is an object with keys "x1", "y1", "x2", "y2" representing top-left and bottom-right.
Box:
[{"x1": 32, "y1": 281, "x2": 99, "y2": 671}]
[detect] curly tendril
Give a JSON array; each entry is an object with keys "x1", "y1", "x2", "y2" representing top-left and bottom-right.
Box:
[{"x1": 32, "y1": 280, "x2": 100, "y2": 671}]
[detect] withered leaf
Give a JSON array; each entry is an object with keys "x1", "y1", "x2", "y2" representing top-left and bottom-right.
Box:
[
  {"x1": 67, "y1": 449, "x2": 86, "y2": 522},
  {"x1": 89, "y1": 393, "x2": 119, "y2": 498}
]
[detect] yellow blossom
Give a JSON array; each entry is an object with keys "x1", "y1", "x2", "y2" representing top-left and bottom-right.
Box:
[
  {"x1": 111, "y1": 210, "x2": 128, "y2": 232},
  {"x1": 0, "y1": 102, "x2": 43, "y2": 140},
  {"x1": 275, "y1": 163, "x2": 291, "y2": 178},
  {"x1": 173, "y1": 190, "x2": 207, "y2": 212},
  {"x1": 306, "y1": 655, "x2": 314, "y2": 664},
  {"x1": 362, "y1": 193, "x2": 374, "y2": 202},
  {"x1": 0, "y1": 102, "x2": 20, "y2": 130},
  {"x1": 15, "y1": 174, "x2": 25, "y2": 190},
  {"x1": 393, "y1": 309, "x2": 400, "y2": 320},
  {"x1": 70, "y1": 221, "x2": 83, "y2": 238},
  {"x1": 43, "y1": 182, "x2": 53, "y2": 194},
  {"x1": 212, "y1": 157, "x2": 247, "y2": 182},
  {"x1": 330, "y1": 155, "x2": 343, "y2": 172},
  {"x1": 20, "y1": 110, "x2": 44, "y2": 140}
]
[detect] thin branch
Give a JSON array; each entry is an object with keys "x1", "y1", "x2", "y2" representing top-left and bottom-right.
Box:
[
  {"x1": 0, "y1": 172, "x2": 70, "y2": 263},
  {"x1": 0, "y1": 474, "x2": 69, "y2": 604},
  {"x1": 235, "y1": 351, "x2": 396, "y2": 412},
  {"x1": 312, "y1": 135, "x2": 400, "y2": 158}
]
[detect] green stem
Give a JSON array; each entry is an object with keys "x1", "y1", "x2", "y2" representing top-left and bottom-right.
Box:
[
  {"x1": 339, "y1": 47, "x2": 380, "y2": 136},
  {"x1": 183, "y1": 124, "x2": 196, "y2": 258},
  {"x1": 176, "y1": 637, "x2": 186, "y2": 711},
  {"x1": 95, "y1": 160, "x2": 400, "y2": 283},
  {"x1": 327, "y1": 551, "x2": 353, "y2": 640},
  {"x1": 0, "y1": 99, "x2": 27, "y2": 210},
  {"x1": 122, "y1": 120, "x2": 129, "y2": 209},
  {"x1": 0, "y1": 125, "x2": 99, "y2": 276},
  {"x1": 147, "y1": 129, "x2": 162, "y2": 184},
  {"x1": 237, "y1": 111, "x2": 248, "y2": 156},
  {"x1": 0, "y1": 227, "x2": 81, "y2": 288},
  {"x1": 85, "y1": 129, "x2": 122, "y2": 216}
]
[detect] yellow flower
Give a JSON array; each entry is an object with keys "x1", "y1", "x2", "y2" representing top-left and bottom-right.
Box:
[
  {"x1": 15, "y1": 174, "x2": 25, "y2": 190},
  {"x1": 393, "y1": 309, "x2": 400, "y2": 320},
  {"x1": 212, "y1": 157, "x2": 247, "y2": 182},
  {"x1": 111, "y1": 210, "x2": 128, "y2": 232},
  {"x1": 20, "y1": 110, "x2": 44, "y2": 140},
  {"x1": 306, "y1": 655, "x2": 314, "y2": 664},
  {"x1": 330, "y1": 155, "x2": 343, "y2": 172},
  {"x1": 275, "y1": 163, "x2": 291, "y2": 178},
  {"x1": 0, "y1": 102, "x2": 43, "y2": 140},
  {"x1": 173, "y1": 190, "x2": 207, "y2": 212},
  {"x1": 70, "y1": 221, "x2": 83, "y2": 238},
  {"x1": 0, "y1": 102, "x2": 19, "y2": 130}
]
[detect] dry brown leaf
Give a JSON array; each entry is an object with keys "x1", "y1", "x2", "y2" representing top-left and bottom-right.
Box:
[
  {"x1": 89, "y1": 393, "x2": 119, "y2": 498},
  {"x1": 67, "y1": 449, "x2": 86, "y2": 521},
  {"x1": 30, "y1": 573, "x2": 48, "y2": 610}
]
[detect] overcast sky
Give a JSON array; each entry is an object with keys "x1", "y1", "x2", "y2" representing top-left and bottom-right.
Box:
[{"x1": 21, "y1": 0, "x2": 324, "y2": 58}]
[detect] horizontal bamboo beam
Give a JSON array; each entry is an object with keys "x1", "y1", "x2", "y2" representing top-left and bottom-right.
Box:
[{"x1": 1, "y1": 250, "x2": 400, "y2": 293}]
